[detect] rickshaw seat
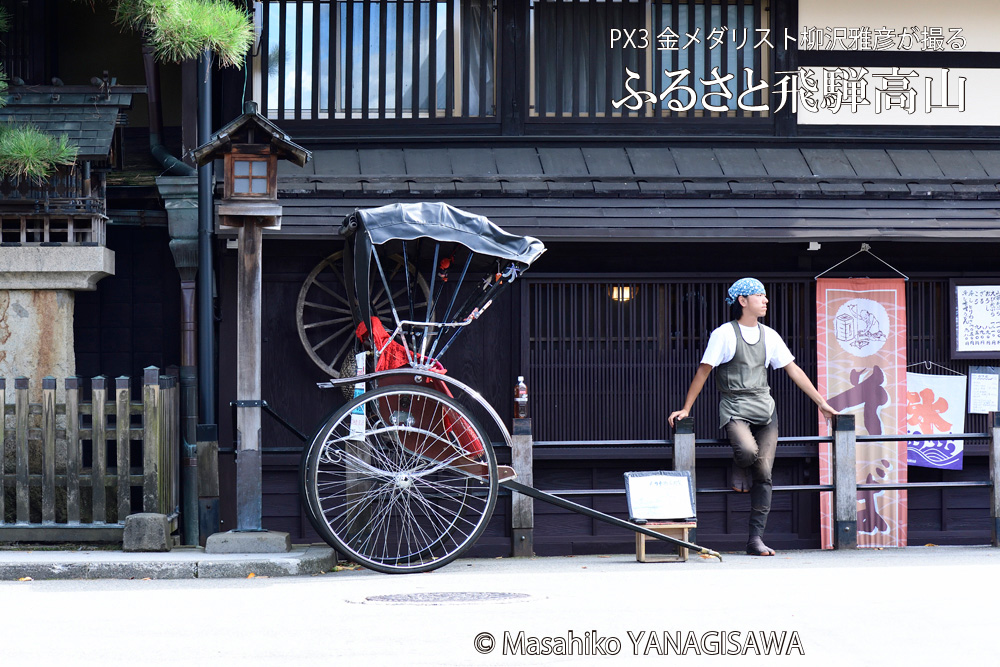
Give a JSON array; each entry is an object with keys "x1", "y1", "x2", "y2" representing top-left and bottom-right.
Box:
[{"x1": 357, "y1": 318, "x2": 486, "y2": 459}]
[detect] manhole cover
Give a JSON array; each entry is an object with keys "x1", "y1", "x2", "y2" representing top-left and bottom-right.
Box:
[{"x1": 365, "y1": 592, "x2": 531, "y2": 605}]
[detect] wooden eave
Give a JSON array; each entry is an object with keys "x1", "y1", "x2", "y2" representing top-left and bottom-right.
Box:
[
  {"x1": 0, "y1": 85, "x2": 138, "y2": 162},
  {"x1": 193, "y1": 105, "x2": 310, "y2": 168},
  {"x1": 215, "y1": 145, "x2": 1000, "y2": 242}
]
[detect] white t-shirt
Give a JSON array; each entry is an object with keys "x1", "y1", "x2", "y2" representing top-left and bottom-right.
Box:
[{"x1": 700, "y1": 321, "x2": 794, "y2": 370}]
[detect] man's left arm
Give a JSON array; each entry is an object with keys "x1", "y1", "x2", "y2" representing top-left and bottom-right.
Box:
[{"x1": 782, "y1": 361, "x2": 838, "y2": 419}]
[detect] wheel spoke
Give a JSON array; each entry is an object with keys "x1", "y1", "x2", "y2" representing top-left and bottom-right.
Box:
[
  {"x1": 298, "y1": 251, "x2": 430, "y2": 378},
  {"x1": 302, "y1": 300, "x2": 350, "y2": 315},
  {"x1": 311, "y1": 323, "x2": 355, "y2": 352},
  {"x1": 311, "y1": 279, "x2": 352, "y2": 308},
  {"x1": 304, "y1": 386, "x2": 497, "y2": 572},
  {"x1": 303, "y1": 315, "x2": 356, "y2": 330}
]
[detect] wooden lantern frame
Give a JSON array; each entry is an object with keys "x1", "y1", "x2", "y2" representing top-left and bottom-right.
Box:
[{"x1": 224, "y1": 146, "x2": 278, "y2": 200}]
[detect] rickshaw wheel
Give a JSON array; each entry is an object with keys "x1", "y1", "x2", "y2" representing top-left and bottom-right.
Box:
[
  {"x1": 296, "y1": 250, "x2": 429, "y2": 378},
  {"x1": 303, "y1": 385, "x2": 498, "y2": 574}
]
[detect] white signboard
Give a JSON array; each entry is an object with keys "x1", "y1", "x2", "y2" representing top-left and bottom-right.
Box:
[
  {"x1": 624, "y1": 471, "x2": 695, "y2": 521},
  {"x1": 953, "y1": 284, "x2": 1000, "y2": 358},
  {"x1": 969, "y1": 369, "x2": 1000, "y2": 414}
]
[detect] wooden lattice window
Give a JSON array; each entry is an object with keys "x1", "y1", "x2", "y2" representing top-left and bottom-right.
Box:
[
  {"x1": 233, "y1": 157, "x2": 270, "y2": 195},
  {"x1": 223, "y1": 148, "x2": 278, "y2": 199}
]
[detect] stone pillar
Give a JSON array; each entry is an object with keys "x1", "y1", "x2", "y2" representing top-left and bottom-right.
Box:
[
  {"x1": 0, "y1": 244, "x2": 114, "y2": 524},
  {"x1": 0, "y1": 245, "x2": 114, "y2": 402},
  {"x1": 0, "y1": 290, "x2": 75, "y2": 396}
]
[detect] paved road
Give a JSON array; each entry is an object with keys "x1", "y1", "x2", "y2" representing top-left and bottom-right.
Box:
[{"x1": 2, "y1": 546, "x2": 997, "y2": 666}]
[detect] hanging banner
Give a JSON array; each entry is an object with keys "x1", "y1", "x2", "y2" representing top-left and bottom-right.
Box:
[
  {"x1": 906, "y1": 372, "x2": 967, "y2": 471},
  {"x1": 817, "y1": 278, "x2": 907, "y2": 549}
]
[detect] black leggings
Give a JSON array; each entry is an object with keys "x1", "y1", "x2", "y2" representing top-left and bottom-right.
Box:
[{"x1": 725, "y1": 416, "x2": 778, "y2": 538}]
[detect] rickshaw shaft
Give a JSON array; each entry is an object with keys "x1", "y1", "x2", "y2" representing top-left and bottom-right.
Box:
[{"x1": 501, "y1": 479, "x2": 721, "y2": 560}]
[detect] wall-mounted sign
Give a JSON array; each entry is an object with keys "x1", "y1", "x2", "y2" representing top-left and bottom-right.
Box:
[
  {"x1": 950, "y1": 281, "x2": 1000, "y2": 359},
  {"x1": 968, "y1": 366, "x2": 1000, "y2": 415}
]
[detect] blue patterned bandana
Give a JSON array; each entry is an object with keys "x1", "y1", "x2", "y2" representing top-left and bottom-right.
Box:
[{"x1": 726, "y1": 277, "x2": 766, "y2": 305}]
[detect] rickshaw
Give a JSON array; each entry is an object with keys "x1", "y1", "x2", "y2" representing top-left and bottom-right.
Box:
[{"x1": 297, "y1": 202, "x2": 720, "y2": 573}]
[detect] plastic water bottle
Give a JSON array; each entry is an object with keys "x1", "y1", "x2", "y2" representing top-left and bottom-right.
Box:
[{"x1": 515, "y1": 376, "x2": 528, "y2": 418}]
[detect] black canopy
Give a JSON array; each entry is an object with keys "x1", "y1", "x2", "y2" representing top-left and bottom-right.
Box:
[
  {"x1": 350, "y1": 202, "x2": 546, "y2": 267},
  {"x1": 343, "y1": 202, "x2": 546, "y2": 355}
]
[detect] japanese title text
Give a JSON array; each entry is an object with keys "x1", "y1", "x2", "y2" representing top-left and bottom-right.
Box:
[
  {"x1": 612, "y1": 67, "x2": 966, "y2": 114},
  {"x1": 609, "y1": 26, "x2": 967, "y2": 51}
]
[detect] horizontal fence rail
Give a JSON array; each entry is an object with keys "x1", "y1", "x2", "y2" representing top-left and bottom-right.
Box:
[
  {"x1": 0, "y1": 166, "x2": 107, "y2": 216},
  {"x1": 0, "y1": 369, "x2": 179, "y2": 542},
  {"x1": 525, "y1": 276, "x2": 992, "y2": 442},
  {"x1": 509, "y1": 414, "x2": 1000, "y2": 549}
]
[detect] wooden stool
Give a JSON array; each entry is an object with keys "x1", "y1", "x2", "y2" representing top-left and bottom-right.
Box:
[{"x1": 635, "y1": 521, "x2": 697, "y2": 562}]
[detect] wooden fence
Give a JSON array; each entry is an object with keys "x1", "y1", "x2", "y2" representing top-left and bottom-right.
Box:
[{"x1": 0, "y1": 368, "x2": 179, "y2": 542}]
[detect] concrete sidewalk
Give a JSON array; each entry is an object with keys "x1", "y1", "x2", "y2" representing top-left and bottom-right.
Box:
[
  {"x1": 2, "y1": 541, "x2": 998, "y2": 581},
  {"x1": 0, "y1": 544, "x2": 337, "y2": 580}
]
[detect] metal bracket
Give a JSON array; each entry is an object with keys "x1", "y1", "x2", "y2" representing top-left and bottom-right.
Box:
[
  {"x1": 231, "y1": 399, "x2": 266, "y2": 408},
  {"x1": 229, "y1": 399, "x2": 308, "y2": 444}
]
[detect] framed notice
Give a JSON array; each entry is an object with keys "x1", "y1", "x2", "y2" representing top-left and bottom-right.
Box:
[
  {"x1": 951, "y1": 280, "x2": 1000, "y2": 359},
  {"x1": 969, "y1": 366, "x2": 1000, "y2": 415},
  {"x1": 623, "y1": 471, "x2": 695, "y2": 522}
]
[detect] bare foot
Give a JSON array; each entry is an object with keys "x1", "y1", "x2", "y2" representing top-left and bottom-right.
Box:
[
  {"x1": 746, "y1": 536, "x2": 776, "y2": 556},
  {"x1": 730, "y1": 465, "x2": 752, "y2": 493}
]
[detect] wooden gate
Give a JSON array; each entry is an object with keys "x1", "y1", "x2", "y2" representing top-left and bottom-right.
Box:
[{"x1": 0, "y1": 368, "x2": 179, "y2": 541}]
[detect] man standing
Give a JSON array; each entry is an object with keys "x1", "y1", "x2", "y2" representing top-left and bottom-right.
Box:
[{"x1": 668, "y1": 278, "x2": 837, "y2": 556}]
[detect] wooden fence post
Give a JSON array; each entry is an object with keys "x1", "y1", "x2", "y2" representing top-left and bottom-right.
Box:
[
  {"x1": 235, "y1": 220, "x2": 264, "y2": 532},
  {"x1": 115, "y1": 376, "x2": 131, "y2": 523},
  {"x1": 197, "y1": 423, "x2": 221, "y2": 544},
  {"x1": 991, "y1": 412, "x2": 1000, "y2": 548},
  {"x1": 673, "y1": 417, "x2": 697, "y2": 497},
  {"x1": 142, "y1": 367, "x2": 161, "y2": 514},
  {"x1": 673, "y1": 417, "x2": 697, "y2": 541},
  {"x1": 833, "y1": 413, "x2": 857, "y2": 549},
  {"x1": 65, "y1": 377, "x2": 81, "y2": 524},
  {"x1": 42, "y1": 377, "x2": 56, "y2": 524},
  {"x1": 92, "y1": 376, "x2": 107, "y2": 523},
  {"x1": 511, "y1": 417, "x2": 533, "y2": 557},
  {"x1": 15, "y1": 377, "x2": 29, "y2": 523},
  {"x1": 162, "y1": 373, "x2": 179, "y2": 516}
]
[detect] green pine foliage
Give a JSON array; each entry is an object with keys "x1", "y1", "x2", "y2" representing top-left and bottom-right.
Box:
[
  {"x1": 0, "y1": 125, "x2": 78, "y2": 180},
  {"x1": 113, "y1": 0, "x2": 253, "y2": 68},
  {"x1": 0, "y1": 1, "x2": 253, "y2": 180},
  {"x1": 0, "y1": 7, "x2": 78, "y2": 180}
]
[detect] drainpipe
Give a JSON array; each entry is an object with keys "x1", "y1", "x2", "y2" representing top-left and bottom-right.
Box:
[
  {"x1": 197, "y1": 48, "x2": 220, "y2": 541},
  {"x1": 142, "y1": 46, "x2": 196, "y2": 176},
  {"x1": 143, "y1": 44, "x2": 197, "y2": 543}
]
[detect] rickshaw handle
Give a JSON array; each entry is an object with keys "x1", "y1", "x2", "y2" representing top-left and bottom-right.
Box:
[{"x1": 501, "y1": 479, "x2": 722, "y2": 562}]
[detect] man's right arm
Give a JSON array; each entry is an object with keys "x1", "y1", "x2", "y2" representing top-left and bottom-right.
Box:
[{"x1": 668, "y1": 363, "x2": 714, "y2": 427}]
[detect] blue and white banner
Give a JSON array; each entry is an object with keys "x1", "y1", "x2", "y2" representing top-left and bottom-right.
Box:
[{"x1": 906, "y1": 372, "x2": 967, "y2": 471}]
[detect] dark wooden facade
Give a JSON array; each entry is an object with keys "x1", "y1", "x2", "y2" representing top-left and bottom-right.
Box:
[
  {"x1": 6, "y1": 0, "x2": 998, "y2": 552},
  {"x1": 206, "y1": 239, "x2": 995, "y2": 552}
]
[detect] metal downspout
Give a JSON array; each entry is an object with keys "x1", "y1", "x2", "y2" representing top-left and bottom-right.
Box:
[
  {"x1": 141, "y1": 46, "x2": 196, "y2": 177},
  {"x1": 197, "y1": 49, "x2": 220, "y2": 541},
  {"x1": 143, "y1": 43, "x2": 197, "y2": 543}
]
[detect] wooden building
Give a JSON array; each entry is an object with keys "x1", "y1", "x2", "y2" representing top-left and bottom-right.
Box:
[{"x1": 3, "y1": 0, "x2": 999, "y2": 553}]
